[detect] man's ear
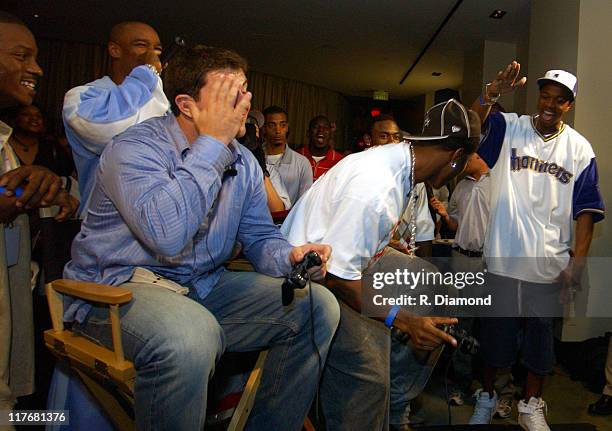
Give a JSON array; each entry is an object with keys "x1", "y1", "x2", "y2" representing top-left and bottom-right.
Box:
[
  {"x1": 451, "y1": 148, "x2": 465, "y2": 163},
  {"x1": 108, "y1": 41, "x2": 121, "y2": 59},
  {"x1": 175, "y1": 95, "x2": 195, "y2": 119}
]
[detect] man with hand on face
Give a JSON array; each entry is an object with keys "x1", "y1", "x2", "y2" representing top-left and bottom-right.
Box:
[
  {"x1": 297, "y1": 115, "x2": 343, "y2": 181},
  {"x1": 263, "y1": 105, "x2": 313, "y2": 205},
  {"x1": 467, "y1": 61, "x2": 604, "y2": 430},
  {"x1": 63, "y1": 21, "x2": 170, "y2": 214},
  {"x1": 0, "y1": 11, "x2": 77, "y2": 419},
  {"x1": 282, "y1": 99, "x2": 481, "y2": 430},
  {"x1": 62, "y1": 45, "x2": 340, "y2": 431}
]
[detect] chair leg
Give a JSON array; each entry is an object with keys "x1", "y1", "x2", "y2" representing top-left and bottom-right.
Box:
[
  {"x1": 227, "y1": 350, "x2": 268, "y2": 431},
  {"x1": 303, "y1": 416, "x2": 317, "y2": 431},
  {"x1": 76, "y1": 369, "x2": 135, "y2": 431}
]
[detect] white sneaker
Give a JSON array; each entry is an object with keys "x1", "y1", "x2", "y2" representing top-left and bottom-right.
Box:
[
  {"x1": 495, "y1": 396, "x2": 513, "y2": 419},
  {"x1": 469, "y1": 389, "x2": 498, "y2": 424},
  {"x1": 518, "y1": 397, "x2": 551, "y2": 431}
]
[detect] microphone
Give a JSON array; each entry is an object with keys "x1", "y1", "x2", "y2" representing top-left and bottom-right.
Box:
[
  {"x1": 223, "y1": 164, "x2": 238, "y2": 181},
  {"x1": 161, "y1": 36, "x2": 186, "y2": 66}
]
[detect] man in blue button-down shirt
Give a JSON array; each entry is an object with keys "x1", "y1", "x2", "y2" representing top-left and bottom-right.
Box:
[{"x1": 63, "y1": 45, "x2": 340, "y2": 431}]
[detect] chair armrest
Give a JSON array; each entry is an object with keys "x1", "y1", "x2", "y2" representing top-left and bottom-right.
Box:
[
  {"x1": 51, "y1": 279, "x2": 132, "y2": 304},
  {"x1": 48, "y1": 279, "x2": 133, "y2": 364}
]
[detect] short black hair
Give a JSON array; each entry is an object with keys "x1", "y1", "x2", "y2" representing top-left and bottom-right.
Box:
[
  {"x1": 368, "y1": 114, "x2": 397, "y2": 134},
  {"x1": 538, "y1": 80, "x2": 575, "y2": 103},
  {"x1": 0, "y1": 11, "x2": 25, "y2": 25},
  {"x1": 308, "y1": 115, "x2": 330, "y2": 129},
  {"x1": 263, "y1": 105, "x2": 288, "y2": 119}
]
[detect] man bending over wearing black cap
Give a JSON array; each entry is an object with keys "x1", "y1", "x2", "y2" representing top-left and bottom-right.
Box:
[{"x1": 282, "y1": 99, "x2": 481, "y2": 430}]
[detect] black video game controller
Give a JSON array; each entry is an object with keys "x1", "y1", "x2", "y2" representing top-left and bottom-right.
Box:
[
  {"x1": 391, "y1": 324, "x2": 479, "y2": 355},
  {"x1": 281, "y1": 251, "x2": 322, "y2": 306}
]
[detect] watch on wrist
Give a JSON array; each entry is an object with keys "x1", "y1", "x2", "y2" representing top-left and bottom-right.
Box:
[
  {"x1": 480, "y1": 83, "x2": 501, "y2": 106},
  {"x1": 144, "y1": 63, "x2": 160, "y2": 77}
]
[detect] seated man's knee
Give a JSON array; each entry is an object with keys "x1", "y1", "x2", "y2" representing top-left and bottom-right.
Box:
[
  {"x1": 142, "y1": 306, "x2": 224, "y2": 376},
  {"x1": 310, "y1": 283, "x2": 340, "y2": 337}
]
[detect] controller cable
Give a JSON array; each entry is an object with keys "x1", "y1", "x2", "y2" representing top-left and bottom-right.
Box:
[
  {"x1": 444, "y1": 347, "x2": 459, "y2": 426},
  {"x1": 306, "y1": 276, "x2": 323, "y2": 424}
]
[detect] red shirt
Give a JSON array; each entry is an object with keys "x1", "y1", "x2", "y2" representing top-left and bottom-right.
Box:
[{"x1": 297, "y1": 146, "x2": 344, "y2": 181}]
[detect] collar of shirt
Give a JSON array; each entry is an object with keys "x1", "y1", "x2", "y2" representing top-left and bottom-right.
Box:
[
  {"x1": 264, "y1": 143, "x2": 296, "y2": 165},
  {"x1": 0, "y1": 121, "x2": 19, "y2": 173},
  {"x1": 299, "y1": 145, "x2": 338, "y2": 162},
  {"x1": 465, "y1": 171, "x2": 490, "y2": 183}
]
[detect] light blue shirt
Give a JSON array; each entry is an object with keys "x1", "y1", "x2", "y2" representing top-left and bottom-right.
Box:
[
  {"x1": 64, "y1": 114, "x2": 293, "y2": 322},
  {"x1": 63, "y1": 66, "x2": 170, "y2": 215},
  {"x1": 265, "y1": 145, "x2": 313, "y2": 206}
]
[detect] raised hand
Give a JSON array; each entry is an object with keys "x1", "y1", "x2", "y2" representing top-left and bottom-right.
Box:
[
  {"x1": 142, "y1": 49, "x2": 162, "y2": 74},
  {"x1": 187, "y1": 72, "x2": 252, "y2": 145},
  {"x1": 487, "y1": 60, "x2": 527, "y2": 98}
]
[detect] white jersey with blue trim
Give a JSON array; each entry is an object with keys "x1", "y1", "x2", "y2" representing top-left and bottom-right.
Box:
[
  {"x1": 63, "y1": 65, "x2": 170, "y2": 216},
  {"x1": 480, "y1": 112, "x2": 604, "y2": 283}
]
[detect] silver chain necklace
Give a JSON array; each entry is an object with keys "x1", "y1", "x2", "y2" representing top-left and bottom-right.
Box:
[
  {"x1": 406, "y1": 143, "x2": 417, "y2": 256},
  {"x1": 394, "y1": 143, "x2": 418, "y2": 256}
]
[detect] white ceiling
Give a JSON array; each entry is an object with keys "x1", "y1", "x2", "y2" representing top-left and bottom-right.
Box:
[{"x1": 13, "y1": 0, "x2": 531, "y2": 99}]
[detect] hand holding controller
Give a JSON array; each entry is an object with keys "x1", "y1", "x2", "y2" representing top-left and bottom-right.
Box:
[{"x1": 282, "y1": 251, "x2": 322, "y2": 306}]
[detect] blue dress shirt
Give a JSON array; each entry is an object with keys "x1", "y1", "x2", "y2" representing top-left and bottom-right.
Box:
[{"x1": 64, "y1": 114, "x2": 293, "y2": 322}]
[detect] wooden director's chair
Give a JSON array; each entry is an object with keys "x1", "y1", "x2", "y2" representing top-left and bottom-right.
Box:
[
  {"x1": 44, "y1": 275, "x2": 267, "y2": 431},
  {"x1": 43, "y1": 210, "x2": 314, "y2": 431}
]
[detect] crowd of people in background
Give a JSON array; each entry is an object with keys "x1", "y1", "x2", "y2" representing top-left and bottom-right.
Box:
[{"x1": 0, "y1": 10, "x2": 608, "y2": 431}]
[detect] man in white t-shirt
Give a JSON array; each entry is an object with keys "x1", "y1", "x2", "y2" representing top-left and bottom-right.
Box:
[
  {"x1": 467, "y1": 61, "x2": 605, "y2": 430},
  {"x1": 282, "y1": 99, "x2": 481, "y2": 430},
  {"x1": 365, "y1": 115, "x2": 436, "y2": 427}
]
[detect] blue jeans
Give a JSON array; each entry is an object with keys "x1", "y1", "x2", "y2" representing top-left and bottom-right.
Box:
[
  {"x1": 76, "y1": 270, "x2": 340, "y2": 431},
  {"x1": 319, "y1": 249, "x2": 436, "y2": 430},
  {"x1": 386, "y1": 249, "x2": 445, "y2": 426}
]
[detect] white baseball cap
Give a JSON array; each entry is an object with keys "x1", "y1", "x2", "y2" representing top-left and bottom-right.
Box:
[{"x1": 537, "y1": 70, "x2": 577, "y2": 101}]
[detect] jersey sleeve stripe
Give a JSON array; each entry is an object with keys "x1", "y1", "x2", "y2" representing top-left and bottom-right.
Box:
[
  {"x1": 572, "y1": 157, "x2": 605, "y2": 222},
  {"x1": 477, "y1": 112, "x2": 506, "y2": 169}
]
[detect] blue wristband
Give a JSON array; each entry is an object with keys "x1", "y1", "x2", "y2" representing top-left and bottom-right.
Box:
[{"x1": 384, "y1": 305, "x2": 401, "y2": 328}]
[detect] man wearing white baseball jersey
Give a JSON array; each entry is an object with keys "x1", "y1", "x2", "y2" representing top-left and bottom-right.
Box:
[{"x1": 468, "y1": 61, "x2": 604, "y2": 430}]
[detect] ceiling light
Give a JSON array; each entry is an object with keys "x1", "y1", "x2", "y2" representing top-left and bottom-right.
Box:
[
  {"x1": 33, "y1": 13, "x2": 40, "y2": 18},
  {"x1": 489, "y1": 10, "x2": 507, "y2": 19},
  {"x1": 432, "y1": 72, "x2": 442, "y2": 77}
]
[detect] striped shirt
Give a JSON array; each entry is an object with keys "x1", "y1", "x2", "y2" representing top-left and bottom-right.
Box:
[{"x1": 64, "y1": 114, "x2": 293, "y2": 322}]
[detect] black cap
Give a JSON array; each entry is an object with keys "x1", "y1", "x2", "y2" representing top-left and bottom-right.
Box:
[{"x1": 406, "y1": 99, "x2": 480, "y2": 142}]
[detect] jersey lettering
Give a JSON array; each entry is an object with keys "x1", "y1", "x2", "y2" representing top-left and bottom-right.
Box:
[{"x1": 510, "y1": 148, "x2": 573, "y2": 184}]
